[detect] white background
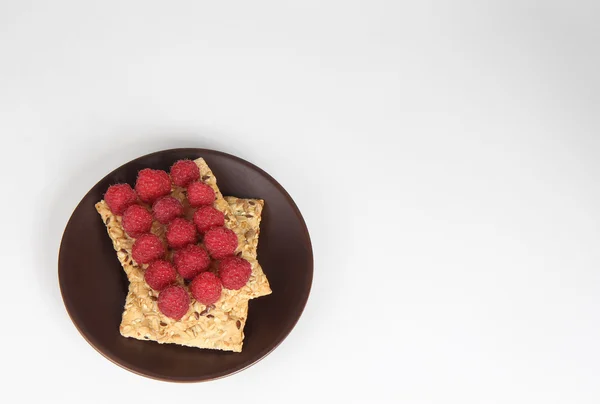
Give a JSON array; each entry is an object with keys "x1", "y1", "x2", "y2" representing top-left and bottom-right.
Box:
[{"x1": 1, "y1": 1, "x2": 599, "y2": 403}]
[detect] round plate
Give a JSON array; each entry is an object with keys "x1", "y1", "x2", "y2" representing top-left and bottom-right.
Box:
[{"x1": 58, "y1": 148, "x2": 313, "y2": 382}]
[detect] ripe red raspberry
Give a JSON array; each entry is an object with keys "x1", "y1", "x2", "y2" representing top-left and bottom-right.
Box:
[
  {"x1": 173, "y1": 244, "x2": 210, "y2": 280},
  {"x1": 193, "y1": 206, "x2": 225, "y2": 233},
  {"x1": 132, "y1": 233, "x2": 165, "y2": 264},
  {"x1": 166, "y1": 218, "x2": 197, "y2": 249},
  {"x1": 135, "y1": 168, "x2": 171, "y2": 203},
  {"x1": 219, "y1": 257, "x2": 252, "y2": 290},
  {"x1": 204, "y1": 227, "x2": 238, "y2": 259},
  {"x1": 104, "y1": 184, "x2": 137, "y2": 215},
  {"x1": 144, "y1": 260, "x2": 177, "y2": 291},
  {"x1": 190, "y1": 272, "x2": 222, "y2": 305},
  {"x1": 187, "y1": 181, "x2": 215, "y2": 207},
  {"x1": 158, "y1": 285, "x2": 190, "y2": 320},
  {"x1": 122, "y1": 204, "x2": 153, "y2": 237},
  {"x1": 170, "y1": 159, "x2": 200, "y2": 187},
  {"x1": 152, "y1": 196, "x2": 184, "y2": 224}
]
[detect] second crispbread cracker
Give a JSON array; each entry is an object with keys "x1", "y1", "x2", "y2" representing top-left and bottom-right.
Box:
[
  {"x1": 95, "y1": 197, "x2": 266, "y2": 352},
  {"x1": 194, "y1": 158, "x2": 271, "y2": 299}
]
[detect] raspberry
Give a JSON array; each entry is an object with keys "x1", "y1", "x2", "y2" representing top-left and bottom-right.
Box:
[
  {"x1": 104, "y1": 184, "x2": 137, "y2": 215},
  {"x1": 135, "y1": 168, "x2": 171, "y2": 203},
  {"x1": 219, "y1": 257, "x2": 252, "y2": 290},
  {"x1": 166, "y1": 218, "x2": 197, "y2": 249},
  {"x1": 170, "y1": 159, "x2": 200, "y2": 187},
  {"x1": 187, "y1": 181, "x2": 215, "y2": 207},
  {"x1": 193, "y1": 206, "x2": 225, "y2": 233},
  {"x1": 204, "y1": 227, "x2": 238, "y2": 259},
  {"x1": 122, "y1": 204, "x2": 153, "y2": 237},
  {"x1": 132, "y1": 234, "x2": 165, "y2": 264},
  {"x1": 144, "y1": 260, "x2": 177, "y2": 291},
  {"x1": 158, "y1": 285, "x2": 190, "y2": 320},
  {"x1": 152, "y1": 196, "x2": 184, "y2": 224},
  {"x1": 173, "y1": 244, "x2": 210, "y2": 280},
  {"x1": 190, "y1": 272, "x2": 222, "y2": 305}
]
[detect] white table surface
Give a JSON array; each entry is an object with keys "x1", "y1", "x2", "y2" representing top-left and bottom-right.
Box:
[{"x1": 2, "y1": 1, "x2": 599, "y2": 403}]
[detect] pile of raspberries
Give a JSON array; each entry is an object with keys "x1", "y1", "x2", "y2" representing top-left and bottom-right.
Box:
[{"x1": 104, "y1": 159, "x2": 252, "y2": 320}]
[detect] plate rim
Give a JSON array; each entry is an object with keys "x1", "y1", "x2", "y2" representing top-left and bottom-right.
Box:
[{"x1": 58, "y1": 147, "x2": 314, "y2": 382}]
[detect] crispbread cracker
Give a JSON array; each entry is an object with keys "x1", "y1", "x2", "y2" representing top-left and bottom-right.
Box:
[
  {"x1": 95, "y1": 197, "x2": 264, "y2": 352},
  {"x1": 193, "y1": 158, "x2": 271, "y2": 299}
]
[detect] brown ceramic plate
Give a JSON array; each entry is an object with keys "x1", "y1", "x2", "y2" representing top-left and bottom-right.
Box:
[{"x1": 58, "y1": 148, "x2": 313, "y2": 382}]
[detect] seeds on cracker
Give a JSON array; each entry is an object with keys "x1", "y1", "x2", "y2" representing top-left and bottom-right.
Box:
[{"x1": 95, "y1": 158, "x2": 271, "y2": 352}]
